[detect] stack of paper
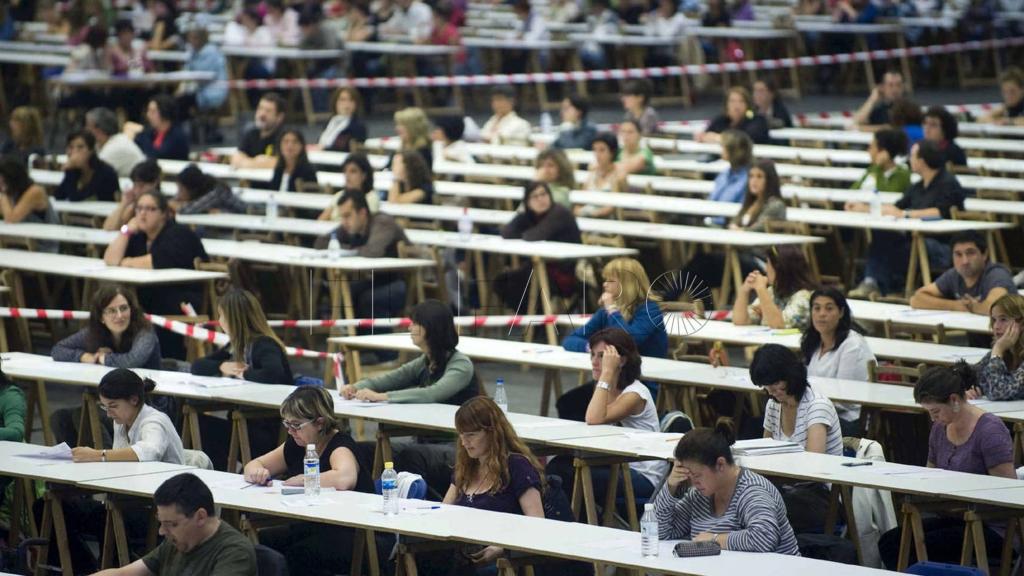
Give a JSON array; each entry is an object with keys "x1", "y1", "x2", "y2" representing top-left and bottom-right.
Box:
[{"x1": 732, "y1": 438, "x2": 803, "y2": 456}]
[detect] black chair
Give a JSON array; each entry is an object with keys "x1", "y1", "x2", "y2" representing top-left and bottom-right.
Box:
[{"x1": 255, "y1": 543, "x2": 290, "y2": 576}]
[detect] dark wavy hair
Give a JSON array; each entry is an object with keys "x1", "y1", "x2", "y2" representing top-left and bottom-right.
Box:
[
  {"x1": 800, "y1": 287, "x2": 854, "y2": 364},
  {"x1": 411, "y1": 299, "x2": 459, "y2": 377},
  {"x1": 0, "y1": 157, "x2": 34, "y2": 202},
  {"x1": 275, "y1": 129, "x2": 313, "y2": 175},
  {"x1": 737, "y1": 159, "x2": 781, "y2": 224},
  {"x1": 399, "y1": 150, "x2": 433, "y2": 198},
  {"x1": 85, "y1": 284, "x2": 153, "y2": 354},
  {"x1": 674, "y1": 418, "x2": 736, "y2": 467},
  {"x1": 750, "y1": 343, "x2": 810, "y2": 401},
  {"x1": 767, "y1": 245, "x2": 817, "y2": 300},
  {"x1": 587, "y1": 328, "x2": 642, "y2": 391},
  {"x1": 914, "y1": 360, "x2": 977, "y2": 404},
  {"x1": 340, "y1": 152, "x2": 375, "y2": 195}
]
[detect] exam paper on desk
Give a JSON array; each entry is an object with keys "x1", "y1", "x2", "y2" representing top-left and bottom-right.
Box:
[{"x1": 17, "y1": 442, "x2": 72, "y2": 460}]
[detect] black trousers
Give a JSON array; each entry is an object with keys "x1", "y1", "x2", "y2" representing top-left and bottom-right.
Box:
[{"x1": 878, "y1": 517, "x2": 1006, "y2": 570}]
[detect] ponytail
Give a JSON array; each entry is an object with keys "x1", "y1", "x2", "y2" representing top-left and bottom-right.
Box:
[
  {"x1": 914, "y1": 360, "x2": 976, "y2": 404},
  {"x1": 97, "y1": 369, "x2": 155, "y2": 405}
]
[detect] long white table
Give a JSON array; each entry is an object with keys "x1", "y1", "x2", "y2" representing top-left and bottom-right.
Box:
[{"x1": 771, "y1": 127, "x2": 1024, "y2": 156}]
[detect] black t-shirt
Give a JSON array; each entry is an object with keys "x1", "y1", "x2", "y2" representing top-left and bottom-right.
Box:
[
  {"x1": 894, "y1": 168, "x2": 965, "y2": 219},
  {"x1": 942, "y1": 140, "x2": 968, "y2": 167},
  {"x1": 239, "y1": 125, "x2": 284, "y2": 158},
  {"x1": 707, "y1": 113, "x2": 770, "y2": 144},
  {"x1": 1006, "y1": 98, "x2": 1023, "y2": 118},
  {"x1": 325, "y1": 117, "x2": 369, "y2": 152},
  {"x1": 868, "y1": 102, "x2": 892, "y2": 125},
  {"x1": 283, "y1": 431, "x2": 373, "y2": 493},
  {"x1": 125, "y1": 220, "x2": 208, "y2": 314}
]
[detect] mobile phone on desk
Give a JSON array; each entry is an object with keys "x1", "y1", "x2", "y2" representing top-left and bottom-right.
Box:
[{"x1": 841, "y1": 461, "x2": 873, "y2": 467}]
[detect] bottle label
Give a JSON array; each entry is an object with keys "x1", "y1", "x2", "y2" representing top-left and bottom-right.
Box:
[
  {"x1": 382, "y1": 480, "x2": 397, "y2": 490},
  {"x1": 305, "y1": 461, "x2": 318, "y2": 474}
]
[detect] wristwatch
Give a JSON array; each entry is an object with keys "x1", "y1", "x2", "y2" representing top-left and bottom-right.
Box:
[
  {"x1": 119, "y1": 224, "x2": 132, "y2": 236},
  {"x1": 596, "y1": 381, "x2": 610, "y2": 391}
]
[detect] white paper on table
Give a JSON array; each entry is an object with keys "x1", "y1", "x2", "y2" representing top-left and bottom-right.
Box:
[
  {"x1": 18, "y1": 442, "x2": 73, "y2": 460},
  {"x1": 187, "y1": 376, "x2": 244, "y2": 389},
  {"x1": 898, "y1": 309, "x2": 953, "y2": 318},
  {"x1": 279, "y1": 496, "x2": 334, "y2": 508},
  {"x1": 400, "y1": 499, "x2": 444, "y2": 515},
  {"x1": 209, "y1": 477, "x2": 281, "y2": 491},
  {"x1": 857, "y1": 465, "x2": 957, "y2": 479},
  {"x1": 333, "y1": 396, "x2": 389, "y2": 407},
  {"x1": 514, "y1": 420, "x2": 572, "y2": 430}
]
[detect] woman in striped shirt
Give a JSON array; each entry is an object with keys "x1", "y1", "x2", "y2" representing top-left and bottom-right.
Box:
[{"x1": 653, "y1": 421, "x2": 800, "y2": 554}]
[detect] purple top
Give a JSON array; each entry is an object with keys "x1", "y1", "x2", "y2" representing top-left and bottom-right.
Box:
[
  {"x1": 453, "y1": 453, "x2": 542, "y2": 515},
  {"x1": 928, "y1": 412, "x2": 1013, "y2": 475}
]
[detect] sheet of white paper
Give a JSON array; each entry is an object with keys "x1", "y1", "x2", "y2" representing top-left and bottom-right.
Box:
[
  {"x1": 279, "y1": 496, "x2": 334, "y2": 508},
  {"x1": 18, "y1": 442, "x2": 72, "y2": 460}
]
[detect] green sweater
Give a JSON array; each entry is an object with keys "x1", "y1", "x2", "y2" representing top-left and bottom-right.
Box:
[
  {"x1": 355, "y1": 351, "x2": 475, "y2": 404},
  {"x1": 0, "y1": 385, "x2": 26, "y2": 442},
  {"x1": 851, "y1": 164, "x2": 912, "y2": 193}
]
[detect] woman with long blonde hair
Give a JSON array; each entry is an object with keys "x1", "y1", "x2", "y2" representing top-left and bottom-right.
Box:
[
  {"x1": 973, "y1": 293, "x2": 1024, "y2": 400},
  {"x1": 191, "y1": 288, "x2": 292, "y2": 384},
  {"x1": 435, "y1": 396, "x2": 544, "y2": 570},
  {"x1": 393, "y1": 106, "x2": 433, "y2": 168}
]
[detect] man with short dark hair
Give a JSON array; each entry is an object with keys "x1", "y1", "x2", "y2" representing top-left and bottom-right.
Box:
[
  {"x1": 923, "y1": 106, "x2": 967, "y2": 168},
  {"x1": 852, "y1": 70, "x2": 905, "y2": 128},
  {"x1": 480, "y1": 86, "x2": 532, "y2": 146},
  {"x1": 911, "y1": 230, "x2": 1016, "y2": 315},
  {"x1": 92, "y1": 473, "x2": 256, "y2": 576},
  {"x1": 230, "y1": 93, "x2": 287, "y2": 169}
]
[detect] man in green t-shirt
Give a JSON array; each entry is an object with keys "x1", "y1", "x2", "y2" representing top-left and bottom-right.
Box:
[{"x1": 92, "y1": 473, "x2": 256, "y2": 576}]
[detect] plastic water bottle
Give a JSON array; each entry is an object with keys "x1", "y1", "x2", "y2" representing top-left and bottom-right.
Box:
[
  {"x1": 304, "y1": 443, "x2": 320, "y2": 499},
  {"x1": 458, "y1": 207, "x2": 473, "y2": 242},
  {"x1": 327, "y1": 232, "x2": 342, "y2": 259},
  {"x1": 381, "y1": 462, "x2": 399, "y2": 516},
  {"x1": 640, "y1": 503, "x2": 659, "y2": 557},
  {"x1": 266, "y1": 193, "x2": 279, "y2": 219},
  {"x1": 494, "y1": 378, "x2": 509, "y2": 413},
  {"x1": 869, "y1": 188, "x2": 882, "y2": 218},
  {"x1": 540, "y1": 112, "x2": 553, "y2": 135}
]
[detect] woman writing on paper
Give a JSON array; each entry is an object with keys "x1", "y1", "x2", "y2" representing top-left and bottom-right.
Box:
[
  {"x1": 244, "y1": 386, "x2": 373, "y2": 576},
  {"x1": 653, "y1": 421, "x2": 800, "y2": 554},
  {"x1": 877, "y1": 362, "x2": 1015, "y2": 568}
]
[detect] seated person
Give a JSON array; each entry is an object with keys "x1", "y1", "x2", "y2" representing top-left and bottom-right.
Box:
[
  {"x1": 87, "y1": 107, "x2": 147, "y2": 178},
  {"x1": 314, "y1": 191, "x2": 409, "y2": 320},
  {"x1": 0, "y1": 158, "x2": 59, "y2": 251},
  {"x1": 429, "y1": 396, "x2": 544, "y2": 572},
  {"x1": 709, "y1": 130, "x2": 753, "y2": 209},
  {"x1": 878, "y1": 362, "x2": 1015, "y2": 569},
  {"x1": 176, "y1": 25, "x2": 229, "y2": 124},
  {"x1": 534, "y1": 148, "x2": 576, "y2": 207},
  {"x1": 494, "y1": 182, "x2": 581, "y2": 310},
  {"x1": 317, "y1": 87, "x2": 368, "y2": 152},
  {"x1": 653, "y1": 422, "x2": 800, "y2": 554},
  {"x1": 697, "y1": 87, "x2": 770, "y2": 144},
  {"x1": 0, "y1": 106, "x2": 46, "y2": 167},
  {"x1": 0, "y1": 357, "x2": 25, "y2": 443},
  {"x1": 244, "y1": 387, "x2": 372, "y2": 576},
  {"x1": 191, "y1": 288, "x2": 293, "y2": 385},
  {"x1": 845, "y1": 140, "x2": 966, "y2": 298},
  {"x1": 923, "y1": 105, "x2": 967, "y2": 168},
  {"x1": 393, "y1": 107, "x2": 433, "y2": 169},
  {"x1": 173, "y1": 164, "x2": 247, "y2": 215},
  {"x1": 575, "y1": 132, "x2": 619, "y2": 218},
  {"x1": 92, "y1": 472, "x2": 257, "y2": 576},
  {"x1": 231, "y1": 93, "x2": 287, "y2": 169},
  {"x1": 53, "y1": 130, "x2": 120, "y2": 202},
  {"x1": 614, "y1": 119, "x2": 656, "y2": 186},
  {"x1": 643, "y1": 0, "x2": 687, "y2": 67},
  {"x1": 431, "y1": 115, "x2": 474, "y2": 164},
  {"x1": 102, "y1": 190, "x2": 208, "y2": 359},
  {"x1": 480, "y1": 86, "x2": 532, "y2": 146},
  {"x1": 911, "y1": 230, "x2": 1016, "y2": 316},
  {"x1": 318, "y1": 155, "x2": 375, "y2": 221},
  {"x1": 732, "y1": 245, "x2": 816, "y2": 330},
  {"x1": 552, "y1": 95, "x2": 597, "y2": 150},
  {"x1": 620, "y1": 78, "x2": 659, "y2": 135},
  {"x1": 547, "y1": 328, "x2": 669, "y2": 516},
  {"x1": 801, "y1": 287, "x2": 875, "y2": 436},
  {"x1": 888, "y1": 97, "x2": 924, "y2": 145},
  {"x1": 847, "y1": 128, "x2": 910, "y2": 193},
  {"x1": 972, "y1": 294, "x2": 1024, "y2": 401},
  {"x1": 266, "y1": 129, "x2": 318, "y2": 192},
  {"x1": 103, "y1": 160, "x2": 162, "y2": 231},
  {"x1": 852, "y1": 69, "x2": 906, "y2": 128},
  {"x1": 124, "y1": 94, "x2": 190, "y2": 161},
  {"x1": 979, "y1": 66, "x2": 1024, "y2": 126},
  {"x1": 753, "y1": 78, "x2": 793, "y2": 131},
  {"x1": 387, "y1": 150, "x2": 434, "y2": 204}
]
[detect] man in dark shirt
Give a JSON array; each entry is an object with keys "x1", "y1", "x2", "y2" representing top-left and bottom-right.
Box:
[
  {"x1": 923, "y1": 106, "x2": 968, "y2": 168},
  {"x1": 849, "y1": 140, "x2": 966, "y2": 298},
  {"x1": 230, "y1": 93, "x2": 287, "y2": 169},
  {"x1": 853, "y1": 70, "x2": 905, "y2": 128},
  {"x1": 94, "y1": 473, "x2": 256, "y2": 576},
  {"x1": 315, "y1": 190, "x2": 409, "y2": 322},
  {"x1": 911, "y1": 230, "x2": 1016, "y2": 315}
]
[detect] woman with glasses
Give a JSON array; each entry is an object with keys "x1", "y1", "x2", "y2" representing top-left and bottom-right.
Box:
[
  {"x1": 244, "y1": 386, "x2": 372, "y2": 576},
  {"x1": 103, "y1": 189, "x2": 208, "y2": 360}
]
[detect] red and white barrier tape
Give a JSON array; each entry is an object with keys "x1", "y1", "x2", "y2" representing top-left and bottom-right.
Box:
[{"x1": 225, "y1": 37, "x2": 1024, "y2": 90}]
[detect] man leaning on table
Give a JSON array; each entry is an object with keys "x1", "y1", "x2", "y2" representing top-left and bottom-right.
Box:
[
  {"x1": 910, "y1": 230, "x2": 1016, "y2": 316},
  {"x1": 91, "y1": 473, "x2": 256, "y2": 576}
]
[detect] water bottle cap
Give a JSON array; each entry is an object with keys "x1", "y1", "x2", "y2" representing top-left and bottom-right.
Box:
[
  {"x1": 307, "y1": 444, "x2": 316, "y2": 449},
  {"x1": 644, "y1": 503, "x2": 654, "y2": 511},
  {"x1": 497, "y1": 378, "x2": 504, "y2": 385},
  {"x1": 384, "y1": 462, "x2": 394, "y2": 469}
]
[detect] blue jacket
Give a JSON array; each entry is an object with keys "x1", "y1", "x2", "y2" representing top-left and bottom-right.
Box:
[
  {"x1": 186, "y1": 43, "x2": 228, "y2": 110},
  {"x1": 562, "y1": 301, "x2": 668, "y2": 358}
]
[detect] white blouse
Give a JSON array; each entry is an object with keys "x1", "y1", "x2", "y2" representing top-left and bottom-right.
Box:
[{"x1": 113, "y1": 404, "x2": 185, "y2": 464}]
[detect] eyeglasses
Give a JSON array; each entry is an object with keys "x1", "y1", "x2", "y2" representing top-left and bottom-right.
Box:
[
  {"x1": 103, "y1": 304, "x2": 131, "y2": 318},
  {"x1": 135, "y1": 205, "x2": 160, "y2": 214},
  {"x1": 98, "y1": 402, "x2": 118, "y2": 412},
  {"x1": 281, "y1": 419, "x2": 313, "y2": 432}
]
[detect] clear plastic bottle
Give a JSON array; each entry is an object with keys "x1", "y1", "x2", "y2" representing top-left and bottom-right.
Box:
[
  {"x1": 381, "y1": 461, "x2": 399, "y2": 516},
  {"x1": 869, "y1": 188, "x2": 882, "y2": 218},
  {"x1": 640, "y1": 503, "x2": 659, "y2": 557},
  {"x1": 327, "y1": 232, "x2": 342, "y2": 259},
  {"x1": 540, "y1": 112, "x2": 553, "y2": 135},
  {"x1": 266, "y1": 193, "x2": 279, "y2": 220},
  {"x1": 458, "y1": 207, "x2": 473, "y2": 242},
  {"x1": 494, "y1": 378, "x2": 508, "y2": 413},
  {"x1": 304, "y1": 443, "x2": 320, "y2": 499}
]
